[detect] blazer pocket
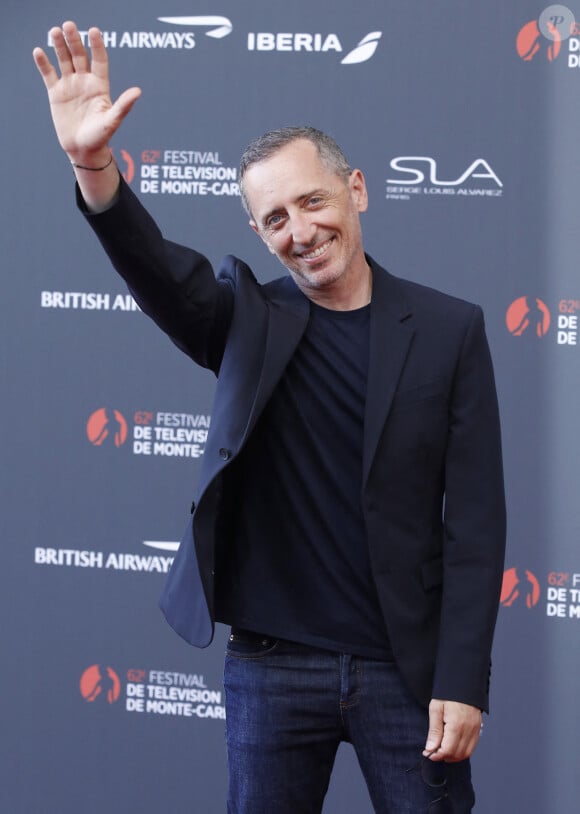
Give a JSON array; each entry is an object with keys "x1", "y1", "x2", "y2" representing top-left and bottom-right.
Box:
[{"x1": 390, "y1": 378, "x2": 447, "y2": 412}]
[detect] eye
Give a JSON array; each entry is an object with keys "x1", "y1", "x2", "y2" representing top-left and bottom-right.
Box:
[
  {"x1": 307, "y1": 196, "x2": 323, "y2": 207},
  {"x1": 265, "y1": 213, "x2": 285, "y2": 230}
]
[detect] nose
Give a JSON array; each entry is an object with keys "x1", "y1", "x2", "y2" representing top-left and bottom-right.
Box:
[{"x1": 289, "y1": 211, "x2": 315, "y2": 246}]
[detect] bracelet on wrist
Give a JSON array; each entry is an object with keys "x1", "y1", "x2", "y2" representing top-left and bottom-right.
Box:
[{"x1": 70, "y1": 151, "x2": 114, "y2": 172}]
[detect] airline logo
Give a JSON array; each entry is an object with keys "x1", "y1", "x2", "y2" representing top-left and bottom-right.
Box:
[
  {"x1": 157, "y1": 16, "x2": 232, "y2": 38},
  {"x1": 47, "y1": 15, "x2": 233, "y2": 50},
  {"x1": 34, "y1": 537, "x2": 177, "y2": 574},
  {"x1": 247, "y1": 30, "x2": 382, "y2": 64},
  {"x1": 48, "y1": 17, "x2": 381, "y2": 64}
]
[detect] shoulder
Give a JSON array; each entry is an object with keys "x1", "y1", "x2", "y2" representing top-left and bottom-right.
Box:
[
  {"x1": 217, "y1": 254, "x2": 258, "y2": 285},
  {"x1": 369, "y1": 256, "x2": 481, "y2": 324},
  {"x1": 217, "y1": 256, "x2": 302, "y2": 305},
  {"x1": 216, "y1": 255, "x2": 287, "y2": 291},
  {"x1": 400, "y1": 277, "x2": 481, "y2": 327}
]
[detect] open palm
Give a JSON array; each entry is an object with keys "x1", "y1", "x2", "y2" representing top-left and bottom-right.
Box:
[{"x1": 33, "y1": 22, "x2": 140, "y2": 160}]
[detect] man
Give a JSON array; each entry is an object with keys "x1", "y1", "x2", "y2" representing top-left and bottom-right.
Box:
[{"x1": 34, "y1": 22, "x2": 506, "y2": 813}]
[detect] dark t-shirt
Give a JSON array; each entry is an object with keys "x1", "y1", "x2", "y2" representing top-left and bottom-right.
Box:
[{"x1": 215, "y1": 300, "x2": 392, "y2": 659}]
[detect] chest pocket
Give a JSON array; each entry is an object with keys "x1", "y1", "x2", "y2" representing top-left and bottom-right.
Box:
[{"x1": 389, "y1": 378, "x2": 447, "y2": 413}]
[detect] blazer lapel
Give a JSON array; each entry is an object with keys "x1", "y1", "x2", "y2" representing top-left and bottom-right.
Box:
[
  {"x1": 240, "y1": 275, "x2": 310, "y2": 445},
  {"x1": 363, "y1": 260, "x2": 414, "y2": 486}
]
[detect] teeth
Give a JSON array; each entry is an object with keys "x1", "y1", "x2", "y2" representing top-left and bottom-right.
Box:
[{"x1": 302, "y1": 239, "x2": 331, "y2": 259}]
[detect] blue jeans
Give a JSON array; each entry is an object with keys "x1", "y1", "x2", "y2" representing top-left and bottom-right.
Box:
[{"x1": 224, "y1": 630, "x2": 475, "y2": 814}]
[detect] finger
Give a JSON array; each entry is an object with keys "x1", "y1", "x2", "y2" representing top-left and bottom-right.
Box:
[
  {"x1": 436, "y1": 722, "x2": 463, "y2": 761},
  {"x1": 453, "y1": 721, "x2": 481, "y2": 762},
  {"x1": 438, "y1": 715, "x2": 481, "y2": 762},
  {"x1": 87, "y1": 27, "x2": 110, "y2": 82},
  {"x1": 62, "y1": 21, "x2": 90, "y2": 74},
  {"x1": 32, "y1": 47, "x2": 59, "y2": 90},
  {"x1": 106, "y1": 86, "x2": 142, "y2": 131},
  {"x1": 439, "y1": 737, "x2": 471, "y2": 762},
  {"x1": 49, "y1": 26, "x2": 74, "y2": 76},
  {"x1": 424, "y1": 700, "x2": 444, "y2": 756}
]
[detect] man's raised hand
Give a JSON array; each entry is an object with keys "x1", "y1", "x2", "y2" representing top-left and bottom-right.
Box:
[{"x1": 33, "y1": 21, "x2": 141, "y2": 210}]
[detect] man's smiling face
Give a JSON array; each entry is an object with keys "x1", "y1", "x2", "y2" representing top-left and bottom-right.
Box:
[{"x1": 243, "y1": 139, "x2": 369, "y2": 299}]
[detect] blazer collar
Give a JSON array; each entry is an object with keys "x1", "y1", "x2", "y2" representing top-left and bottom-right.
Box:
[
  {"x1": 241, "y1": 274, "x2": 310, "y2": 445},
  {"x1": 363, "y1": 256, "x2": 415, "y2": 485},
  {"x1": 244, "y1": 258, "x2": 415, "y2": 486}
]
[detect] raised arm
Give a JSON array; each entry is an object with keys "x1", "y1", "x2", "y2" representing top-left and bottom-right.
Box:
[{"x1": 33, "y1": 21, "x2": 141, "y2": 212}]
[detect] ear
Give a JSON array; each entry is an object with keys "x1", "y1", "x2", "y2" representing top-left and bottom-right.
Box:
[{"x1": 349, "y1": 169, "x2": 368, "y2": 213}]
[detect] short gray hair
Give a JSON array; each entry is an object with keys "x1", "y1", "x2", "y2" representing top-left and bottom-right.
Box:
[{"x1": 239, "y1": 126, "x2": 352, "y2": 215}]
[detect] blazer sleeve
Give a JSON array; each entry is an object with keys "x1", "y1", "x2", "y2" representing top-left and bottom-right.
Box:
[
  {"x1": 77, "y1": 177, "x2": 234, "y2": 373},
  {"x1": 432, "y1": 305, "x2": 506, "y2": 711}
]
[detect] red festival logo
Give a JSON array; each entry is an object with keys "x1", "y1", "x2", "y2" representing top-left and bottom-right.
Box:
[
  {"x1": 500, "y1": 567, "x2": 541, "y2": 609},
  {"x1": 516, "y1": 19, "x2": 562, "y2": 61},
  {"x1": 86, "y1": 408, "x2": 128, "y2": 447},
  {"x1": 119, "y1": 148, "x2": 135, "y2": 184},
  {"x1": 80, "y1": 665, "x2": 121, "y2": 704},
  {"x1": 506, "y1": 296, "x2": 550, "y2": 338}
]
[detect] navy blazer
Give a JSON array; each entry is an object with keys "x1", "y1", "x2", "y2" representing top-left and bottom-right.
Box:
[{"x1": 84, "y1": 180, "x2": 506, "y2": 712}]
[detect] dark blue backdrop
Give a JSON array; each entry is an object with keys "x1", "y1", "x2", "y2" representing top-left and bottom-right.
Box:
[{"x1": 2, "y1": 1, "x2": 580, "y2": 811}]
